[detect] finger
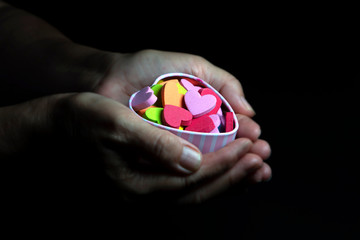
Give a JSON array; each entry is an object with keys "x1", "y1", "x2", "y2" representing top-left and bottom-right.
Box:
[
  {"x1": 83, "y1": 93, "x2": 203, "y2": 175},
  {"x1": 127, "y1": 114, "x2": 203, "y2": 174},
  {"x1": 236, "y1": 114, "x2": 261, "y2": 141},
  {"x1": 250, "y1": 139, "x2": 271, "y2": 160},
  {"x1": 198, "y1": 63, "x2": 255, "y2": 117},
  {"x1": 117, "y1": 138, "x2": 253, "y2": 194},
  {"x1": 186, "y1": 138, "x2": 253, "y2": 183},
  {"x1": 178, "y1": 153, "x2": 264, "y2": 204},
  {"x1": 247, "y1": 163, "x2": 272, "y2": 183}
]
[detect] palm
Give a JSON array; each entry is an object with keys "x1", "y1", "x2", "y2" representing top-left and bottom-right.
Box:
[{"x1": 90, "y1": 49, "x2": 271, "y2": 202}]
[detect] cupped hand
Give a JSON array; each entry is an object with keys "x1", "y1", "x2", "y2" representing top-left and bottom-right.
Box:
[
  {"x1": 95, "y1": 49, "x2": 255, "y2": 117},
  {"x1": 94, "y1": 49, "x2": 271, "y2": 182},
  {"x1": 54, "y1": 92, "x2": 271, "y2": 203}
]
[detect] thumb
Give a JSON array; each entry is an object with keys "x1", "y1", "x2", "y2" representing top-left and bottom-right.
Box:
[{"x1": 129, "y1": 115, "x2": 203, "y2": 174}]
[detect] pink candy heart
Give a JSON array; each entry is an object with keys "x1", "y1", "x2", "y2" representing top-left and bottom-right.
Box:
[
  {"x1": 131, "y1": 86, "x2": 157, "y2": 111},
  {"x1": 180, "y1": 79, "x2": 202, "y2": 92},
  {"x1": 184, "y1": 90, "x2": 216, "y2": 118}
]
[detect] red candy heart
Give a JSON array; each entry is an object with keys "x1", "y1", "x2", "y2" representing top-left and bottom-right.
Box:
[
  {"x1": 162, "y1": 105, "x2": 192, "y2": 128},
  {"x1": 225, "y1": 112, "x2": 234, "y2": 132},
  {"x1": 185, "y1": 115, "x2": 215, "y2": 133}
]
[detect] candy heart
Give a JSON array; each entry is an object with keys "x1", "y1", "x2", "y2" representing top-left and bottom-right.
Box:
[
  {"x1": 177, "y1": 82, "x2": 188, "y2": 95},
  {"x1": 151, "y1": 84, "x2": 163, "y2": 107},
  {"x1": 210, "y1": 127, "x2": 220, "y2": 133},
  {"x1": 217, "y1": 107, "x2": 225, "y2": 126},
  {"x1": 209, "y1": 114, "x2": 221, "y2": 133},
  {"x1": 159, "y1": 79, "x2": 187, "y2": 95},
  {"x1": 180, "y1": 79, "x2": 202, "y2": 92},
  {"x1": 161, "y1": 80, "x2": 184, "y2": 108},
  {"x1": 181, "y1": 77, "x2": 202, "y2": 86},
  {"x1": 209, "y1": 114, "x2": 221, "y2": 128},
  {"x1": 129, "y1": 72, "x2": 240, "y2": 154},
  {"x1": 137, "y1": 105, "x2": 155, "y2": 117},
  {"x1": 162, "y1": 105, "x2": 192, "y2": 128},
  {"x1": 225, "y1": 112, "x2": 234, "y2": 132},
  {"x1": 144, "y1": 107, "x2": 163, "y2": 124},
  {"x1": 199, "y1": 88, "x2": 222, "y2": 116},
  {"x1": 184, "y1": 90, "x2": 216, "y2": 118},
  {"x1": 185, "y1": 115, "x2": 215, "y2": 133},
  {"x1": 132, "y1": 86, "x2": 157, "y2": 111}
]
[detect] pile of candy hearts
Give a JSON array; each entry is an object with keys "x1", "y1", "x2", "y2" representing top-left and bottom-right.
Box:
[{"x1": 131, "y1": 78, "x2": 234, "y2": 133}]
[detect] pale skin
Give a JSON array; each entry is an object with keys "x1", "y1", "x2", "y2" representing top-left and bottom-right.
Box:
[{"x1": 0, "y1": 1, "x2": 271, "y2": 203}]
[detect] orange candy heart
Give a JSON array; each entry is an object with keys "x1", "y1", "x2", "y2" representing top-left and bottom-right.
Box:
[{"x1": 161, "y1": 80, "x2": 184, "y2": 108}]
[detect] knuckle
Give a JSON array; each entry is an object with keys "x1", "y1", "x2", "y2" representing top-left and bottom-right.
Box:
[
  {"x1": 245, "y1": 153, "x2": 264, "y2": 170},
  {"x1": 67, "y1": 92, "x2": 95, "y2": 106},
  {"x1": 114, "y1": 169, "x2": 152, "y2": 195},
  {"x1": 151, "y1": 131, "x2": 179, "y2": 162}
]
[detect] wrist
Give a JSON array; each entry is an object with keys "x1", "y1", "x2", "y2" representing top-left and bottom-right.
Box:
[
  {"x1": 57, "y1": 43, "x2": 118, "y2": 92},
  {"x1": 0, "y1": 94, "x2": 68, "y2": 158},
  {"x1": 34, "y1": 41, "x2": 116, "y2": 93}
]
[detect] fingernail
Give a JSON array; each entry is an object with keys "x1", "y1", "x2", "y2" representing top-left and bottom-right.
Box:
[
  {"x1": 179, "y1": 146, "x2": 202, "y2": 173},
  {"x1": 239, "y1": 96, "x2": 255, "y2": 114}
]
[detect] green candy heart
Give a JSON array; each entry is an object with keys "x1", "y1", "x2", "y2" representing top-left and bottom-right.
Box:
[
  {"x1": 151, "y1": 84, "x2": 163, "y2": 107},
  {"x1": 144, "y1": 107, "x2": 163, "y2": 124},
  {"x1": 151, "y1": 84, "x2": 163, "y2": 96}
]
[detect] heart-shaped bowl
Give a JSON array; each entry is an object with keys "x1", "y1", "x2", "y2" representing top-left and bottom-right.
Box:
[{"x1": 129, "y1": 73, "x2": 239, "y2": 153}]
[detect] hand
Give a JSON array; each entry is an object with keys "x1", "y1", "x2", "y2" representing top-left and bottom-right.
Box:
[
  {"x1": 0, "y1": 49, "x2": 271, "y2": 204},
  {"x1": 95, "y1": 50, "x2": 256, "y2": 116},
  {"x1": 54, "y1": 92, "x2": 271, "y2": 203},
  {"x1": 93, "y1": 49, "x2": 271, "y2": 200}
]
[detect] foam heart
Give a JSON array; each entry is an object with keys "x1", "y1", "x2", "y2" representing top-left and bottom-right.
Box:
[
  {"x1": 162, "y1": 105, "x2": 192, "y2": 128},
  {"x1": 144, "y1": 107, "x2": 163, "y2": 124},
  {"x1": 129, "y1": 73, "x2": 239, "y2": 154},
  {"x1": 200, "y1": 88, "x2": 222, "y2": 116},
  {"x1": 209, "y1": 114, "x2": 220, "y2": 128},
  {"x1": 158, "y1": 79, "x2": 187, "y2": 94},
  {"x1": 132, "y1": 86, "x2": 157, "y2": 111},
  {"x1": 184, "y1": 90, "x2": 216, "y2": 118},
  {"x1": 225, "y1": 112, "x2": 234, "y2": 132},
  {"x1": 185, "y1": 115, "x2": 215, "y2": 133},
  {"x1": 180, "y1": 79, "x2": 202, "y2": 92},
  {"x1": 161, "y1": 80, "x2": 184, "y2": 108},
  {"x1": 137, "y1": 105, "x2": 155, "y2": 117},
  {"x1": 151, "y1": 84, "x2": 163, "y2": 106},
  {"x1": 209, "y1": 114, "x2": 221, "y2": 133}
]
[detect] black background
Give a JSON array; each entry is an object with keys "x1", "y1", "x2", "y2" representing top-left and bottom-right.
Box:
[{"x1": 3, "y1": 1, "x2": 360, "y2": 239}]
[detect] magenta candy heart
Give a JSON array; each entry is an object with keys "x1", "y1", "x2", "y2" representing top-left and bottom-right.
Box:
[
  {"x1": 162, "y1": 105, "x2": 192, "y2": 128},
  {"x1": 131, "y1": 86, "x2": 157, "y2": 111},
  {"x1": 184, "y1": 90, "x2": 216, "y2": 118},
  {"x1": 185, "y1": 115, "x2": 215, "y2": 133}
]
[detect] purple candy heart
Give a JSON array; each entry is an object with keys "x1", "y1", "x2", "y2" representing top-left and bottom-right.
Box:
[{"x1": 132, "y1": 86, "x2": 157, "y2": 111}]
